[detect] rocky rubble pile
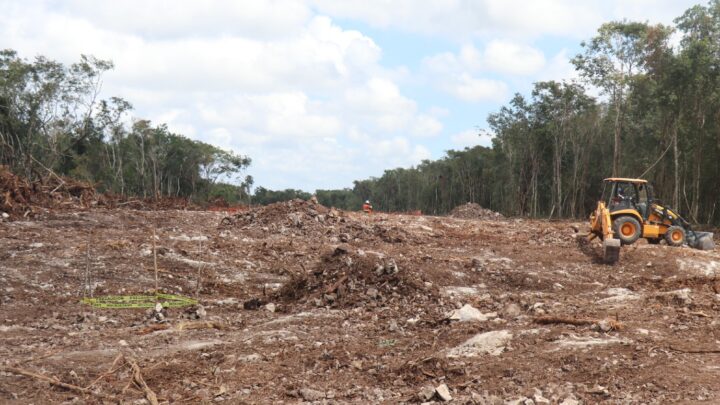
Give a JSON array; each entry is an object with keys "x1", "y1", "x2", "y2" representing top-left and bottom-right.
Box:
[
  {"x1": 276, "y1": 245, "x2": 439, "y2": 312},
  {"x1": 221, "y1": 198, "x2": 413, "y2": 243},
  {"x1": 222, "y1": 198, "x2": 335, "y2": 229},
  {"x1": 450, "y1": 202, "x2": 504, "y2": 220}
]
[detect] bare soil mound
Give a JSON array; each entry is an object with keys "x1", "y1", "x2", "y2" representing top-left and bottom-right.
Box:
[{"x1": 450, "y1": 202, "x2": 503, "y2": 219}]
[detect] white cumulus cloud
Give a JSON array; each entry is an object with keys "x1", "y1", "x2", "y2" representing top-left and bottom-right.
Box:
[
  {"x1": 441, "y1": 74, "x2": 508, "y2": 103},
  {"x1": 310, "y1": 0, "x2": 700, "y2": 40},
  {"x1": 1, "y1": 3, "x2": 440, "y2": 190}
]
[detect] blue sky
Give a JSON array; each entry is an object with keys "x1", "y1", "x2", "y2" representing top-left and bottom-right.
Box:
[{"x1": 2, "y1": 0, "x2": 702, "y2": 191}]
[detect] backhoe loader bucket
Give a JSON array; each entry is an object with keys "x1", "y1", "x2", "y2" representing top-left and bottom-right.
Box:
[
  {"x1": 687, "y1": 231, "x2": 715, "y2": 251},
  {"x1": 603, "y1": 238, "x2": 621, "y2": 264}
]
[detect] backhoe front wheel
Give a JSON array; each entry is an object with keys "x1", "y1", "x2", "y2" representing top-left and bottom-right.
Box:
[
  {"x1": 665, "y1": 226, "x2": 686, "y2": 247},
  {"x1": 613, "y1": 216, "x2": 641, "y2": 245}
]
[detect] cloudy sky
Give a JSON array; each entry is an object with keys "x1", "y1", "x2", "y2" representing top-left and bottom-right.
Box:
[{"x1": 2, "y1": 0, "x2": 701, "y2": 191}]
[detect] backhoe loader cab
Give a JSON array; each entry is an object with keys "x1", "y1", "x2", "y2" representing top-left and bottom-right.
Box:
[
  {"x1": 601, "y1": 178, "x2": 653, "y2": 225},
  {"x1": 589, "y1": 177, "x2": 714, "y2": 263}
]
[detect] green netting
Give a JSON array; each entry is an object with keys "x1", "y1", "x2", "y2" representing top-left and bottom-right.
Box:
[{"x1": 81, "y1": 293, "x2": 197, "y2": 309}]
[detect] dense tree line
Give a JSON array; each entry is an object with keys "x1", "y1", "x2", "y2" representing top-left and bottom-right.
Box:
[
  {"x1": 5, "y1": 2, "x2": 720, "y2": 221},
  {"x1": 0, "y1": 50, "x2": 251, "y2": 202},
  {"x1": 252, "y1": 187, "x2": 311, "y2": 205},
  {"x1": 316, "y1": 1, "x2": 720, "y2": 224}
]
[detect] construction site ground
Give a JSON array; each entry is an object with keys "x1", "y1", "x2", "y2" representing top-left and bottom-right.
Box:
[{"x1": 2, "y1": 201, "x2": 720, "y2": 404}]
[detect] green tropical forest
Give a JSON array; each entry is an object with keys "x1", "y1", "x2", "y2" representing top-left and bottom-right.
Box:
[
  {"x1": 0, "y1": 50, "x2": 252, "y2": 204},
  {"x1": 319, "y1": 2, "x2": 720, "y2": 223},
  {"x1": 2, "y1": 1, "x2": 720, "y2": 223}
]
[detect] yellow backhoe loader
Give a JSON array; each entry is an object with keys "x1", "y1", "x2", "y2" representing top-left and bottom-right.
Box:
[{"x1": 588, "y1": 178, "x2": 714, "y2": 263}]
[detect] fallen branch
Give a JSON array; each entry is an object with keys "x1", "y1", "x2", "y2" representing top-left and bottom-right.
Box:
[
  {"x1": 689, "y1": 311, "x2": 711, "y2": 318},
  {"x1": 669, "y1": 346, "x2": 720, "y2": 354},
  {"x1": 534, "y1": 315, "x2": 623, "y2": 330},
  {"x1": 0, "y1": 366, "x2": 116, "y2": 400},
  {"x1": 128, "y1": 359, "x2": 159, "y2": 405},
  {"x1": 12, "y1": 348, "x2": 65, "y2": 367},
  {"x1": 137, "y1": 321, "x2": 226, "y2": 335},
  {"x1": 324, "y1": 275, "x2": 348, "y2": 295},
  {"x1": 534, "y1": 316, "x2": 595, "y2": 326},
  {"x1": 175, "y1": 321, "x2": 225, "y2": 331},
  {"x1": 144, "y1": 266, "x2": 169, "y2": 274},
  {"x1": 85, "y1": 354, "x2": 126, "y2": 389},
  {"x1": 138, "y1": 324, "x2": 170, "y2": 335}
]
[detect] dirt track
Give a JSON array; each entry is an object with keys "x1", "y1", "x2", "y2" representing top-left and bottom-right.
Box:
[{"x1": 2, "y1": 201, "x2": 720, "y2": 404}]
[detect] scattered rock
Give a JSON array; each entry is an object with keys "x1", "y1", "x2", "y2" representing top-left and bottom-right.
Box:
[
  {"x1": 385, "y1": 259, "x2": 399, "y2": 275},
  {"x1": 556, "y1": 334, "x2": 632, "y2": 348},
  {"x1": 447, "y1": 304, "x2": 497, "y2": 322},
  {"x1": 597, "y1": 319, "x2": 612, "y2": 332},
  {"x1": 560, "y1": 396, "x2": 580, "y2": 405},
  {"x1": 587, "y1": 384, "x2": 610, "y2": 396},
  {"x1": 299, "y1": 388, "x2": 325, "y2": 401},
  {"x1": 533, "y1": 388, "x2": 550, "y2": 404},
  {"x1": 238, "y1": 353, "x2": 262, "y2": 363},
  {"x1": 597, "y1": 288, "x2": 641, "y2": 306},
  {"x1": 503, "y1": 303, "x2": 523, "y2": 318},
  {"x1": 243, "y1": 298, "x2": 265, "y2": 310},
  {"x1": 435, "y1": 384, "x2": 452, "y2": 401},
  {"x1": 265, "y1": 303, "x2": 276, "y2": 313},
  {"x1": 418, "y1": 385, "x2": 435, "y2": 401},
  {"x1": 505, "y1": 397, "x2": 531, "y2": 405},
  {"x1": 150, "y1": 302, "x2": 167, "y2": 322},
  {"x1": 655, "y1": 288, "x2": 692, "y2": 305},
  {"x1": 442, "y1": 286, "x2": 480, "y2": 296},
  {"x1": 447, "y1": 330, "x2": 513, "y2": 357}
]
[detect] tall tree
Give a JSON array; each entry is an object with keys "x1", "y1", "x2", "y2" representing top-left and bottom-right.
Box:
[{"x1": 573, "y1": 21, "x2": 658, "y2": 176}]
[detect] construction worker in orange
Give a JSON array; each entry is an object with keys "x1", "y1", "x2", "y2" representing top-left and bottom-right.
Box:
[{"x1": 362, "y1": 200, "x2": 373, "y2": 214}]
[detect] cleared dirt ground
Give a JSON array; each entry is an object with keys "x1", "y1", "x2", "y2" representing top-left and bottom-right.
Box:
[{"x1": 2, "y1": 200, "x2": 720, "y2": 404}]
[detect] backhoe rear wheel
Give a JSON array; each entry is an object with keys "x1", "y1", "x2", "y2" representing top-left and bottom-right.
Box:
[
  {"x1": 613, "y1": 216, "x2": 642, "y2": 245},
  {"x1": 665, "y1": 226, "x2": 686, "y2": 247}
]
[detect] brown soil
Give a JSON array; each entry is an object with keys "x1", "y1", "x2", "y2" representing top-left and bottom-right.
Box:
[{"x1": 2, "y1": 200, "x2": 720, "y2": 404}]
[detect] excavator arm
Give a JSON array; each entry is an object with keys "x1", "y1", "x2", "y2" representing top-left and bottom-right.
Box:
[{"x1": 589, "y1": 201, "x2": 621, "y2": 263}]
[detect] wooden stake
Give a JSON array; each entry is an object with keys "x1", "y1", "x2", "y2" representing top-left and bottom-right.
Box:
[
  {"x1": 195, "y1": 239, "x2": 204, "y2": 297},
  {"x1": 152, "y1": 227, "x2": 158, "y2": 292},
  {"x1": 83, "y1": 231, "x2": 92, "y2": 297}
]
